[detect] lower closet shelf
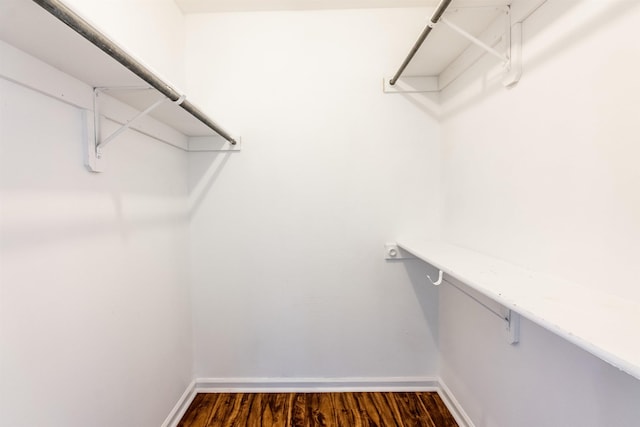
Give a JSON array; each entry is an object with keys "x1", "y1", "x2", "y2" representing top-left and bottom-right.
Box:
[{"x1": 396, "y1": 238, "x2": 640, "y2": 380}]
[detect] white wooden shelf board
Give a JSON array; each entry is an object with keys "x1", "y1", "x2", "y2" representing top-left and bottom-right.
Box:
[
  {"x1": 397, "y1": 238, "x2": 640, "y2": 380},
  {"x1": 0, "y1": 0, "x2": 215, "y2": 137},
  {"x1": 388, "y1": 0, "x2": 547, "y2": 92}
]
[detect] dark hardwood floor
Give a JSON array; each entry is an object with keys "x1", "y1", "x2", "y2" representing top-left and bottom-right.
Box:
[{"x1": 178, "y1": 392, "x2": 458, "y2": 427}]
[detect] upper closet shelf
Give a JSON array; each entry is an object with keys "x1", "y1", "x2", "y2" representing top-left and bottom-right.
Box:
[
  {"x1": 0, "y1": 0, "x2": 240, "y2": 172},
  {"x1": 395, "y1": 238, "x2": 640, "y2": 381},
  {"x1": 384, "y1": 0, "x2": 547, "y2": 93}
]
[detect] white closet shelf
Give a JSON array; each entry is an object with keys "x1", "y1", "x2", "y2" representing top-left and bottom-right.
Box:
[
  {"x1": 0, "y1": 0, "x2": 239, "y2": 167},
  {"x1": 397, "y1": 238, "x2": 640, "y2": 380},
  {"x1": 384, "y1": 0, "x2": 548, "y2": 93}
]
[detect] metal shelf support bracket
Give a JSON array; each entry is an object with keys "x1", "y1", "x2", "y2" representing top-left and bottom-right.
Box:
[
  {"x1": 441, "y1": 17, "x2": 509, "y2": 64},
  {"x1": 506, "y1": 310, "x2": 520, "y2": 345},
  {"x1": 441, "y1": 6, "x2": 520, "y2": 88},
  {"x1": 503, "y1": 21, "x2": 523, "y2": 87},
  {"x1": 86, "y1": 87, "x2": 182, "y2": 173}
]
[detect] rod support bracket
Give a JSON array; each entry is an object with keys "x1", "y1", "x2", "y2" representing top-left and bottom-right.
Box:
[
  {"x1": 384, "y1": 243, "x2": 417, "y2": 260},
  {"x1": 86, "y1": 87, "x2": 168, "y2": 173},
  {"x1": 503, "y1": 21, "x2": 523, "y2": 88},
  {"x1": 506, "y1": 310, "x2": 520, "y2": 345}
]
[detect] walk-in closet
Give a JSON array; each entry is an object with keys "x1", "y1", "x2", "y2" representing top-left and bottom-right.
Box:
[{"x1": 1, "y1": 0, "x2": 639, "y2": 426}]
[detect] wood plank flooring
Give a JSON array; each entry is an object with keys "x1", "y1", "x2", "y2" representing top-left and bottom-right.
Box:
[{"x1": 178, "y1": 392, "x2": 458, "y2": 427}]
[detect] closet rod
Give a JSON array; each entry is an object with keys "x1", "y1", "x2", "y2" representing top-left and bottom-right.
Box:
[
  {"x1": 389, "y1": 0, "x2": 453, "y2": 86},
  {"x1": 32, "y1": 0, "x2": 237, "y2": 145}
]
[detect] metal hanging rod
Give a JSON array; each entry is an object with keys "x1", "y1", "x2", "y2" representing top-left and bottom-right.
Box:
[
  {"x1": 389, "y1": 0, "x2": 453, "y2": 86},
  {"x1": 445, "y1": 276, "x2": 520, "y2": 345},
  {"x1": 31, "y1": 0, "x2": 237, "y2": 145}
]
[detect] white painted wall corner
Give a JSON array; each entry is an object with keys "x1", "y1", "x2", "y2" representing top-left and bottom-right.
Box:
[
  {"x1": 437, "y1": 378, "x2": 475, "y2": 427},
  {"x1": 161, "y1": 380, "x2": 196, "y2": 427}
]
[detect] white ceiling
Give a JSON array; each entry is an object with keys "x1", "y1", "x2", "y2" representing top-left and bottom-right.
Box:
[{"x1": 175, "y1": 0, "x2": 510, "y2": 13}]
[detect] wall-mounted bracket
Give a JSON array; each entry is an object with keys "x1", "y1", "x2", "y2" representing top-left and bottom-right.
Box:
[
  {"x1": 502, "y1": 22, "x2": 522, "y2": 87},
  {"x1": 85, "y1": 87, "x2": 242, "y2": 172},
  {"x1": 86, "y1": 87, "x2": 180, "y2": 172},
  {"x1": 505, "y1": 310, "x2": 520, "y2": 345},
  {"x1": 441, "y1": 15, "x2": 509, "y2": 65}
]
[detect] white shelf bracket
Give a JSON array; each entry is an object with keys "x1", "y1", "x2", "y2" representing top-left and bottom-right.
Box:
[
  {"x1": 86, "y1": 87, "x2": 184, "y2": 173},
  {"x1": 441, "y1": 6, "x2": 521, "y2": 88},
  {"x1": 505, "y1": 310, "x2": 520, "y2": 345},
  {"x1": 503, "y1": 21, "x2": 523, "y2": 88},
  {"x1": 441, "y1": 17, "x2": 509, "y2": 65}
]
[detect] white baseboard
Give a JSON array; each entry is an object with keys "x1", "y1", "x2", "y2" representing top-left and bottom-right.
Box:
[
  {"x1": 161, "y1": 380, "x2": 196, "y2": 427},
  {"x1": 162, "y1": 376, "x2": 473, "y2": 427},
  {"x1": 436, "y1": 378, "x2": 476, "y2": 427},
  {"x1": 194, "y1": 376, "x2": 439, "y2": 393}
]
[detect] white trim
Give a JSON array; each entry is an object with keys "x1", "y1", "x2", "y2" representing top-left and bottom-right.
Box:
[
  {"x1": 436, "y1": 378, "x2": 476, "y2": 427},
  {"x1": 163, "y1": 377, "x2": 473, "y2": 426},
  {"x1": 161, "y1": 380, "x2": 197, "y2": 427},
  {"x1": 194, "y1": 376, "x2": 439, "y2": 393}
]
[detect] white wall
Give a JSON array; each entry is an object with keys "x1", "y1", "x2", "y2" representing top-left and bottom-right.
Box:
[
  {"x1": 441, "y1": 0, "x2": 640, "y2": 303},
  {"x1": 439, "y1": 0, "x2": 640, "y2": 425},
  {"x1": 6, "y1": 1, "x2": 639, "y2": 425},
  {"x1": 0, "y1": 28, "x2": 192, "y2": 427},
  {"x1": 1, "y1": 2, "x2": 193, "y2": 426},
  {"x1": 185, "y1": 9, "x2": 443, "y2": 379}
]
